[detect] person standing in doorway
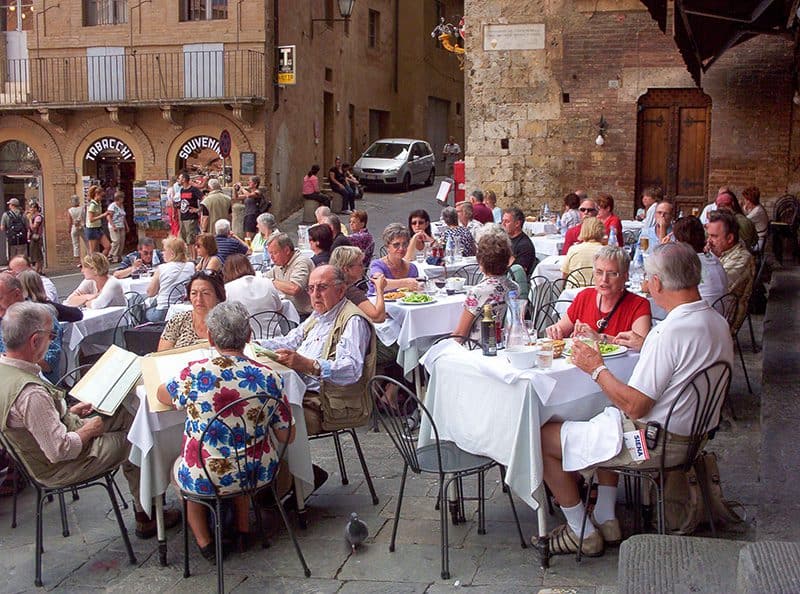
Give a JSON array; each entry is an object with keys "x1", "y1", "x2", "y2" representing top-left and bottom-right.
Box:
[
  {"x1": 26, "y1": 201, "x2": 44, "y2": 274},
  {"x1": 106, "y1": 190, "x2": 129, "y2": 264},
  {"x1": 66, "y1": 194, "x2": 86, "y2": 268},
  {"x1": 1, "y1": 198, "x2": 28, "y2": 260},
  {"x1": 442, "y1": 136, "x2": 461, "y2": 177},
  {"x1": 178, "y1": 171, "x2": 203, "y2": 259}
]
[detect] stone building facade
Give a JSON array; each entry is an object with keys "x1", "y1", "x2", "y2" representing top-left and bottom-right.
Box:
[
  {"x1": 0, "y1": 0, "x2": 464, "y2": 269},
  {"x1": 464, "y1": 0, "x2": 799, "y2": 218}
]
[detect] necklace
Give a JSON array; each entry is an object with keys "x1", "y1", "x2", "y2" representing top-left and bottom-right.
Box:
[{"x1": 596, "y1": 291, "x2": 627, "y2": 331}]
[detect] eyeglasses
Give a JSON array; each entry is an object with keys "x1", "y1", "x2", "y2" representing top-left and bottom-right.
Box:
[
  {"x1": 34, "y1": 329, "x2": 57, "y2": 341},
  {"x1": 580, "y1": 207, "x2": 598, "y2": 213},
  {"x1": 593, "y1": 269, "x2": 621, "y2": 279},
  {"x1": 410, "y1": 219, "x2": 427, "y2": 226},
  {"x1": 389, "y1": 241, "x2": 409, "y2": 249},
  {"x1": 308, "y1": 283, "x2": 338, "y2": 293}
]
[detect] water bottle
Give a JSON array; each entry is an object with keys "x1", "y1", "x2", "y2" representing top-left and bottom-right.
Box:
[
  {"x1": 555, "y1": 213, "x2": 562, "y2": 234},
  {"x1": 608, "y1": 227, "x2": 619, "y2": 247},
  {"x1": 542, "y1": 203, "x2": 550, "y2": 221},
  {"x1": 630, "y1": 250, "x2": 644, "y2": 291},
  {"x1": 446, "y1": 235, "x2": 456, "y2": 264}
]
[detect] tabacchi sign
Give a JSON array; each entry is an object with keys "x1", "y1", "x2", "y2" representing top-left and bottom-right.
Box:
[{"x1": 85, "y1": 137, "x2": 134, "y2": 161}]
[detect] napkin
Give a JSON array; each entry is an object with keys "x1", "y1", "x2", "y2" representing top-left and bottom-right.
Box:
[{"x1": 559, "y1": 406, "x2": 623, "y2": 471}]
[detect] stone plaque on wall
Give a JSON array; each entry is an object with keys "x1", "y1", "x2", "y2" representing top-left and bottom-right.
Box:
[{"x1": 482, "y1": 24, "x2": 545, "y2": 51}]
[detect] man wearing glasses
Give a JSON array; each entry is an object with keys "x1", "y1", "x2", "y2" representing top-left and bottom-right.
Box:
[
  {"x1": 260, "y1": 265, "x2": 375, "y2": 437},
  {"x1": 0, "y1": 272, "x2": 63, "y2": 384},
  {"x1": 265, "y1": 233, "x2": 314, "y2": 317},
  {"x1": 113, "y1": 237, "x2": 164, "y2": 279},
  {"x1": 561, "y1": 198, "x2": 599, "y2": 255}
]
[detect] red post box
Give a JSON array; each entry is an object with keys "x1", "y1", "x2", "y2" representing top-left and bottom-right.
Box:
[{"x1": 453, "y1": 160, "x2": 466, "y2": 204}]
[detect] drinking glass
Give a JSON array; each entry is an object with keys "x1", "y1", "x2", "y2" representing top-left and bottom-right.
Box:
[
  {"x1": 434, "y1": 278, "x2": 447, "y2": 295},
  {"x1": 536, "y1": 339, "x2": 554, "y2": 369},
  {"x1": 639, "y1": 236, "x2": 650, "y2": 252}
]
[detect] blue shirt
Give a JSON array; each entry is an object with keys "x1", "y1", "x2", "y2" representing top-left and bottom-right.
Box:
[
  {"x1": 119, "y1": 249, "x2": 164, "y2": 271},
  {"x1": 0, "y1": 316, "x2": 63, "y2": 384},
  {"x1": 214, "y1": 235, "x2": 249, "y2": 264}
]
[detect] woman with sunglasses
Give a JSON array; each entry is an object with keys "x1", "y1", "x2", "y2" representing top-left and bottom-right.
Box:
[
  {"x1": 368, "y1": 223, "x2": 421, "y2": 294},
  {"x1": 403, "y1": 209, "x2": 434, "y2": 262},
  {"x1": 158, "y1": 269, "x2": 226, "y2": 351},
  {"x1": 545, "y1": 246, "x2": 651, "y2": 343}
]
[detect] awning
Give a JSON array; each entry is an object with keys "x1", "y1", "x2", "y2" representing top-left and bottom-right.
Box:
[{"x1": 642, "y1": 0, "x2": 797, "y2": 85}]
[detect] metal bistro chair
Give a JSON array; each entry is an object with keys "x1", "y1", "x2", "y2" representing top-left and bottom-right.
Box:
[
  {"x1": 769, "y1": 194, "x2": 799, "y2": 264},
  {"x1": 369, "y1": 376, "x2": 527, "y2": 580},
  {"x1": 576, "y1": 362, "x2": 732, "y2": 562},
  {"x1": 712, "y1": 292, "x2": 753, "y2": 396},
  {"x1": 529, "y1": 276, "x2": 554, "y2": 325},
  {"x1": 450, "y1": 263, "x2": 483, "y2": 285},
  {"x1": 248, "y1": 310, "x2": 297, "y2": 341},
  {"x1": 180, "y1": 394, "x2": 310, "y2": 593},
  {"x1": 124, "y1": 291, "x2": 145, "y2": 309},
  {"x1": 531, "y1": 300, "x2": 566, "y2": 338},
  {"x1": 167, "y1": 282, "x2": 187, "y2": 305},
  {"x1": 0, "y1": 430, "x2": 136, "y2": 587},
  {"x1": 112, "y1": 301, "x2": 153, "y2": 348},
  {"x1": 564, "y1": 266, "x2": 594, "y2": 289},
  {"x1": 124, "y1": 321, "x2": 167, "y2": 356}
]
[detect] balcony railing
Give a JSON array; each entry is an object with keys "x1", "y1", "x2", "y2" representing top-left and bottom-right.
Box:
[{"x1": 0, "y1": 49, "x2": 266, "y2": 108}]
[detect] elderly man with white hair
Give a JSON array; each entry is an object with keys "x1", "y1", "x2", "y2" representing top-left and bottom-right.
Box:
[
  {"x1": 539, "y1": 242, "x2": 733, "y2": 557},
  {"x1": 199, "y1": 177, "x2": 231, "y2": 233},
  {"x1": 213, "y1": 218, "x2": 251, "y2": 264}
]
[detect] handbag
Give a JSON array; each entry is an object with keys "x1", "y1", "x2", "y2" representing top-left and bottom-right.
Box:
[{"x1": 660, "y1": 450, "x2": 745, "y2": 534}]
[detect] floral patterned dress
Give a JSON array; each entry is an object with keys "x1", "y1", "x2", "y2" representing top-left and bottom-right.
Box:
[
  {"x1": 167, "y1": 354, "x2": 294, "y2": 496},
  {"x1": 463, "y1": 275, "x2": 515, "y2": 340}
]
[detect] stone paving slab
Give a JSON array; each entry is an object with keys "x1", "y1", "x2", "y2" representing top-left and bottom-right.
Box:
[{"x1": 738, "y1": 541, "x2": 800, "y2": 593}]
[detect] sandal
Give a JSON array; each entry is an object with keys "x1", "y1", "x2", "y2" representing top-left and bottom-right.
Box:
[
  {"x1": 543, "y1": 523, "x2": 604, "y2": 557},
  {"x1": 198, "y1": 541, "x2": 216, "y2": 564}
]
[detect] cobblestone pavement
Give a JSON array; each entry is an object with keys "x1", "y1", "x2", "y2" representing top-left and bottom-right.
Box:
[{"x1": 10, "y1": 186, "x2": 766, "y2": 593}]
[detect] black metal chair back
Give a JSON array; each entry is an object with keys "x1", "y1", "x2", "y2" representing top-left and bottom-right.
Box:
[
  {"x1": 248, "y1": 310, "x2": 296, "y2": 341},
  {"x1": 54, "y1": 363, "x2": 94, "y2": 391},
  {"x1": 432, "y1": 334, "x2": 481, "y2": 350},
  {"x1": 124, "y1": 291, "x2": 144, "y2": 309},
  {"x1": 529, "y1": 276, "x2": 552, "y2": 323},
  {"x1": 712, "y1": 292, "x2": 738, "y2": 326},
  {"x1": 531, "y1": 300, "x2": 563, "y2": 338},
  {"x1": 354, "y1": 275, "x2": 370, "y2": 292},
  {"x1": 379, "y1": 245, "x2": 388, "y2": 258},
  {"x1": 773, "y1": 194, "x2": 799, "y2": 228},
  {"x1": 450, "y1": 263, "x2": 483, "y2": 285},
  {"x1": 124, "y1": 322, "x2": 167, "y2": 355},
  {"x1": 167, "y1": 282, "x2": 187, "y2": 305},
  {"x1": 565, "y1": 266, "x2": 593, "y2": 289}
]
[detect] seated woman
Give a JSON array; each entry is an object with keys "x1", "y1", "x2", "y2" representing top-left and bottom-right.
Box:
[
  {"x1": 347, "y1": 210, "x2": 374, "y2": 265},
  {"x1": 146, "y1": 236, "x2": 195, "y2": 322},
  {"x1": 441, "y1": 206, "x2": 476, "y2": 257},
  {"x1": 302, "y1": 164, "x2": 330, "y2": 207},
  {"x1": 223, "y1": 254, "x2": 282, "y2": 314},
  {"x1": 158, "y1": 270, "x2": 226, "y2": 351},
  {"x1": 157, "y1": 301, "x2": 295, "y2": 560},
  {"x1": 18, "y1": 269, "x2": 82, "y2": 323},
  {"x1": 404, "y1": 209, "x2": 434, "y2": 262},
  {"x1": 308, "y1": 223, "x2": 333, "y2": 267},
  {"x1": 596, "y1": 193, "x2": 623, "y2": 245},
  {"x1": 195, "y1": 233, "x2": 223, "y2": 273},
  {"x1": 331, "y1": 246, "x2": 386, "y2": 323},
  {"x1": 561, "y1": 217, "x2": 605, "y2": 283},
  {"x1": 65, "y1": 252, "x2": 126, "y2": 309},
  {"x1": 546, "y1": 246, "x2": 651, "y2": 343},
  {"x1": 560, "y1": 192, "x2": 582, "y2": 232},
  {"x1": 454, "y1": 226, "x2": 516, "y2": 341},
  {"x1": 368, "y1": 223, "x2": 421, "y2": 294}
]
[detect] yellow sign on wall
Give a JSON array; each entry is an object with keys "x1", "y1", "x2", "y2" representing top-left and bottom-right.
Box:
[{"x1": 277, "y1": 45, "x2": 296, "y2": 85}]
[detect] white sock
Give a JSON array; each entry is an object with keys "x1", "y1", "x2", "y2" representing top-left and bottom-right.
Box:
[
  {"x1": 561, "y1": 501, "x2": 595, "y2": 537},
  {"x1": 593, "y1": 485, "x2": 618, "y2": 524}
]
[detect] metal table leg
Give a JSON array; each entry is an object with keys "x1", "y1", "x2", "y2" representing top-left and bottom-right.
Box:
[
  {"x1": 294, "y1": 477, "x2": 307, "y2": 529},
  {"x1": 535, "y1": 505, "x2": 549, "y2": 568},
  {"x1": 155, "y1": 497, "x2": 167, "y2": 566}
]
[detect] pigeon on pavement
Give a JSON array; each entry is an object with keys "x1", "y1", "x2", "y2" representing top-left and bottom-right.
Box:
[{"x1": 345, "y1": 512, "x2": 369, "y2": 552}]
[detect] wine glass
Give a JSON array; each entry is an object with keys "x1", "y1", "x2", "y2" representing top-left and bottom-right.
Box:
[{"x1": 434, "y1": 277, "x2": 446, "y2": 295}]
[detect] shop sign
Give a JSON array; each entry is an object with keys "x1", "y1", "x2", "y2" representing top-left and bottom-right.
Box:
[
  {"x1": 277, "y1": 45, "x2": 296, "y2": 85},
  {"x1": 85, "y1": 137, "x2": 134, "y2": 161},
  {"x1": 178, "y1": 135, "x2": 222, "y2": 160}
]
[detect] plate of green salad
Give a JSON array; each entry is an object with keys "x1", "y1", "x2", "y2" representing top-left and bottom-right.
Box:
[
  {"x1": 399, "y1": 292, "x2": 436, "y2": 305},
  {"x1": 563, "y1": 339, "x2": 628, "y2": 358}
]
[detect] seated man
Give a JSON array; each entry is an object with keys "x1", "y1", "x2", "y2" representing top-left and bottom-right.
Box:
[
  {"x1": 0, "y1": 301, "x2": 179, "y2": 538},
  {"x1": 213, "y1": 218, "x2": 251, "y2": 264},
  {"x1": 261, "y1": 265, "x2": 375, "y2": 436},
  {"x1": 324, "y1": 214, "x2": 352, "y2": 251},
  {"x1": 8, "y1": 255, "x2": 58, "y2": 302},
  {"x1": 114, "y1": 237, "x2": 164, "y2": 279},
  {"x1": 540, "y1": 242, "x2": 733, "y2": 556},
  {"x1": 501, "y1": 206, "x2": 536, "y2": 275},
  {"x1": 265, "y1": 233, "x2": 314, "y2": 318},
  {"x1": 639, "y1": 199, "x2": 674, "y2": 253},
  {"x1": 470, "y1": 190, "x2": 494, "y2": 224},
  {"x1": 705, "y1": 210, "x2": 755, "y2": 329},
  {"x1": 561, "y1": 199, "x2": 599, "y2": 255},
  {"x1": 457, "y1": 201, "x2": 483, "y2": 240}
]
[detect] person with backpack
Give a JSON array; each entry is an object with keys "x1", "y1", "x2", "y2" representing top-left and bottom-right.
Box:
[
  {"x1": 1, "y1": 198, "x2": 28, "y2": 259},
  {"x1": 236, "y1": 176, "x2": 270, "y2": 242}
]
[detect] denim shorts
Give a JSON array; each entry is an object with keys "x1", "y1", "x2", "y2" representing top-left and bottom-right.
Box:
[{"x1": 84, "y1": 227, "x2": 103, "y2": 241}]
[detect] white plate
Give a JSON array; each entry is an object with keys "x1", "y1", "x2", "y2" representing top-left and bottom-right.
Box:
[
  {"x1": 563, "y1": 339, "x2": 628, "y2": 359},
  {"x1": 398, "y1": 297, "x2": 437, "y2": 305}
]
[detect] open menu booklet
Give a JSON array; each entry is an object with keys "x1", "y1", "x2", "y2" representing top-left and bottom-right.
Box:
[{"x1": 70, "y1": 342, "x2": 282, "y2": 415}]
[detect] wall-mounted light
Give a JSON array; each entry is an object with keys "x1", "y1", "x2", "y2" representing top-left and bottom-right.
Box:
[
  {"x1": 311, "y1": 0, "x2": 355, "y2": 39},
  {"x1": 595, "y1": 115, "x2": 608, "y2": 146}
]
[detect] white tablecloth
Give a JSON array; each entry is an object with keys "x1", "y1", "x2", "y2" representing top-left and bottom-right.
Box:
[
  {"x1": 60, "y1": 306, "x2": 127, "y2": 371},
  {"x1": 532, "y1": 235, "x2": 564, "y2": 258},
  {"x1": 524, "y1": 221, "x2": 557, "y2": 236},
  {"x1": 419, "y1": 341, "x2": 638, "y2": 527},
  {"x1": 532, "y1": 255, "x2": 565, "y2": 284},
  {"x1": 417, "y1": 256, "x2": 477, "y2": 280},
  {"x1": 622, "y1": 220, "x2": 643, "y2": 233},
  {"x1": 128, "y1": 365, "x2": 313, "y2": 514},
  {"x1": 119, "y1": 277, "x2": 152, "y2": 296},
  {"x1": 166, "y1": 298, "x2": 300, "y2": 326}
]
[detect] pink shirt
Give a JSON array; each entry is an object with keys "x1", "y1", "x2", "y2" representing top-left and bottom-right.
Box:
[
  {"x1": 2, "y1": 356, "x2": 83, "y2": 463},
  {"x1": 302, "y1": 174, "x2": 320, "y2": 195}
]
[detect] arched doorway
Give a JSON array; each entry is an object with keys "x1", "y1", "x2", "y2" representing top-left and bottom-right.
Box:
[
  {"x1": 0, "y1": 140, "x2": 42, "y2": 265},
  {"x1": 175, "y1": 135, "x2": 224, "y2": 180},
  {"x1": 81, "y1": 136, "x2": 137, "y2": 252}
]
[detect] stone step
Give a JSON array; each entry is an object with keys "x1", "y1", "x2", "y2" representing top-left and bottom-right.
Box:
[{"x1": 738, "y1": 541, "x2": 800, "y2": 593}]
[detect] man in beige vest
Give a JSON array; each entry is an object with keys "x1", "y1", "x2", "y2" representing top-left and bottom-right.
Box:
[
  {"x1": 260, "y1": 265, "x2": 375, "y2": 436},
  {"x1": 199, "y1": 178, "x2": 231, "y2": 233},
  {"x1": 0, "y1": 301, "x2": 179, "y2": 538}
]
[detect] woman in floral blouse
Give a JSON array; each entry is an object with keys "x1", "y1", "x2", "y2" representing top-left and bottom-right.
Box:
[
  {"x1": 453, "y1": 225, "x2": 514, "y2": 341},
  {"x1": 157, "y1": 301, "x2": 295, "y2": 561}
]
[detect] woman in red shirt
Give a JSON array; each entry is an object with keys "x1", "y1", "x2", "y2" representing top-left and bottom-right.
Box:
[
  {"x1": 546, "y1": 246, "x2": 651, "y2": 342},
  {"x1": 596, "y1": 193, "x2": 623, "y2": 246}
]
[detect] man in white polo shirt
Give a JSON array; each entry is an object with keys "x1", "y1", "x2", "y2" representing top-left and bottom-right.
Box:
[{"x1": 538, "y1": 242, "x2": 733, "y2": 557}]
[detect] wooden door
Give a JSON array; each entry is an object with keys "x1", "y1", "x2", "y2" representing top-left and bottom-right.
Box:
[{"x1": 635, "y1": 89, "x2": 711, "y2": 216}]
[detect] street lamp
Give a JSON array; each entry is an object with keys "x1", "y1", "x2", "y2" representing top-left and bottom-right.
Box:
[{"x1": 311, "y1": 0, "x2": 355, "y2": 39}]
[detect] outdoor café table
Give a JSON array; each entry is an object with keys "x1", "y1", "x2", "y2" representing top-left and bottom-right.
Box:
[
  {"x1": 622, "y1": 220, "x2": 643, "y2": 235},
  {"x1": 523, "y1": 221, "x2": 557, "y2": 236},
  {"x1": 166, "y1": 297, "x2": 301, "y2": 326},
  {"x1": 60, "y1": 305, "x2": 127, "y2": 372},
  {"x1": 119, "y1": 276, "x2": 152, "y2": 296},
  {"x1": 419, "y1": 339, "x2": 639, "y2": 555},
  {"x1": 417, "y1": 255, "x2": 477, "y2": 280},
  {"x1": 531, "y1": 235, "x2": 564, "y2": 258},
  {"x1": 555, "y1": 286, "x2": 667, "y2": 321},
  {"x1": 127, "y1": 361, "x2": 314, "y2": 566},
  {"x1": 532, "y1": 255, "x2": 566, "y2": 284}
]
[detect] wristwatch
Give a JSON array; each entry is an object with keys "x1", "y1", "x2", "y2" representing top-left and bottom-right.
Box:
[{"x1": 591, "y1": 365, "x2": 608, "y2": 382}]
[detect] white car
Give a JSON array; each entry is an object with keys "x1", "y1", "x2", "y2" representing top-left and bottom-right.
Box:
[{"x1": 353, "y1": 138, "x2": 436, "y2": 192}]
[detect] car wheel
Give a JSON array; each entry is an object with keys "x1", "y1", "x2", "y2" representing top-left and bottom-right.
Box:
[
  {"x1": 401, "y1": 173, "x2": 411, "y2": 193},
  {"x1": 425, "y1": 168, "x2": 435, "y2": 186}
]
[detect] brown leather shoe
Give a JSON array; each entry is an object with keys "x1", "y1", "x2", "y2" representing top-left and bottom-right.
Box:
[{"x1": 135, "y1": 507, "x2": 182, "y2": 539}]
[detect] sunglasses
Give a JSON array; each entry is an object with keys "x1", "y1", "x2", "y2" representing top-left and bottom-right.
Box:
[{"x1": 580, "y1": 207, "x2": 597, "y2": 213}]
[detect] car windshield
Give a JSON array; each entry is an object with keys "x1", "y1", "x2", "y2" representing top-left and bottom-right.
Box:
[{"x1": 363, "y1": 142, "x2": 409, "y2": 159}]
